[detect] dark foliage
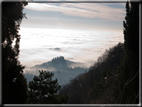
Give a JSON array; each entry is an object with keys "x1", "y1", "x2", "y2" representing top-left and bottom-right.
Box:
[
  {"x1": 116, "y1": 1, "x2": 139, "y2": 104},
  {"x1": 2, "y1": 1, "x2": 28, "y2": 104},
  {"x1": 60, "y1": 0, "x2": 139, "y2": 104},
  {"x1": 28, "y1": 70, "x2": 68, "y2": 104},
  {"x1": 59, "y1": 43, "x2": 124, "y2": 103}
]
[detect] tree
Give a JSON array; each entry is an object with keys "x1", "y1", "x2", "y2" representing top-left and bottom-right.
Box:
[
  {"x1": 59, "y1": 42, "x2": 125, "y2": 104},
  {"x1": 117, "y1": 0, "x2": 139, "y2": 103},
  {"x1": 2, "y1": 1, "x2": 28, "y2": 104},
  {"x1": 28, "y1": 70, "x2": 68, "y2": 104}
]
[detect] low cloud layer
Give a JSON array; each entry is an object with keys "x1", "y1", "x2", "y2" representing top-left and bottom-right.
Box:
[{"x1": 19, "y1": 28, "x2": 124, "y2": 69}]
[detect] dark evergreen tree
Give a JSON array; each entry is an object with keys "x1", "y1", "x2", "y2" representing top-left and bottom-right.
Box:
[
  {"x1": 117, "y1": 0, "x2": 139, "y2": 103},
  {"x1": 28, "y1": 70, "x2": 68, "y2": 104},
  {"x1": 2, "y1": 1, "x2": 28, "y2": 104}
]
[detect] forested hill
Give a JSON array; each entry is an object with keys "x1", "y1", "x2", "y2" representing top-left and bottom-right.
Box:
[
  {"x1": 59, "y1": 42, "x2": 125, "y2": 103},
  {"x1": 59, "y1": 1, "x2": 139, "y2": 104},
  {"x1": 32, "y1": 56, "x2": 87, "y2": 72}
]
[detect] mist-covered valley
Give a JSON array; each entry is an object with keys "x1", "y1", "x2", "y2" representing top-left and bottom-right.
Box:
[{"x1": 24, "y1": 56, "x2": 88, "y2": 86}]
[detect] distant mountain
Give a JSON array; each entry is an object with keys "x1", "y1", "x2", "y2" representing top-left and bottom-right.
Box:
[
  {"x1": 32, "y1": 56, "x2": 87, "y2": 72},
  {"x1": 24, "y1": 56, "x2": 88, "y2": 86}
]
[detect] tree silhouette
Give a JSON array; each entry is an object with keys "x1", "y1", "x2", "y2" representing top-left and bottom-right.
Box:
[
  {"x1": 28, "y1": 70, "x2": 68, "y2": 104},
  {"x1": 2, "y1": 1, "x2": 28, "y2": 104},
  {"x1": 117, "y1": 0, "x2": 139, "y2": 103},
  {"x1": 59, "y1": 43, "x2": 125, "y2": 104}
]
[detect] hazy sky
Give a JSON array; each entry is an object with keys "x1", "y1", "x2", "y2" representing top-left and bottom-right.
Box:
[{"x1": 21, "y1": 0, "x2": 126, "y2": 32}]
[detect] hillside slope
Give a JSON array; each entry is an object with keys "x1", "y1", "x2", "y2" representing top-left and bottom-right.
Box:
[{"x1": 59, "y1": 42, "x2": 125, "y2": 103}]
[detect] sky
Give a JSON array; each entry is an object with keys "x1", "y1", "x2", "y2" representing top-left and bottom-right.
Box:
[{"x1": 21, "y1": 0, "x2": 126, "y2": 32}]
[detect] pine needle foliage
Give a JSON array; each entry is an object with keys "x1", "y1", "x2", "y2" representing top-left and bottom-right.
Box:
[{"x1": 28, "y1": 70, "x2": 68, "y2": 104}]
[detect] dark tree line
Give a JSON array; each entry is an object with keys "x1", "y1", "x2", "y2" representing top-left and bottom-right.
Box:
[
  {"x1": 116, "y1": 0, "x2": 139, "y2": 103},
  {"x1": 59, "y1": 43, "x2": 125, "y2": 103},
  {"x1": 2, "y1": 1, "x2": 28, "y2": 104}
]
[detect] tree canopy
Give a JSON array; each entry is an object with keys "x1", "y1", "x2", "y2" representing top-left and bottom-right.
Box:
[{"x1": 28, "y1": 70, "x2": 68, "y2": 104}]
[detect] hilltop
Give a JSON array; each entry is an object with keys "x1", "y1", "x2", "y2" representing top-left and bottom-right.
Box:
[{"x1": 24, "y1": 56, "x2": 88, "y2": 86}]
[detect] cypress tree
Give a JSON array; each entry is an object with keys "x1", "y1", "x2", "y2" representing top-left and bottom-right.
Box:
[
  {"x1": 2, "y1": 1, "x2": 28, "y2": 104},
  {"x1": 117, "y1": 0, "x2": 139, "y2": 103}
]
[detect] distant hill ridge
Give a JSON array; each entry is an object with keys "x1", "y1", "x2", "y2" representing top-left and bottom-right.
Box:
[
  {"x1": 24, "y1": 56, "x2": 88, "y2": 86},
  {"x1": 32, "y1": 56, "x2": 87, "y2": 71}
]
